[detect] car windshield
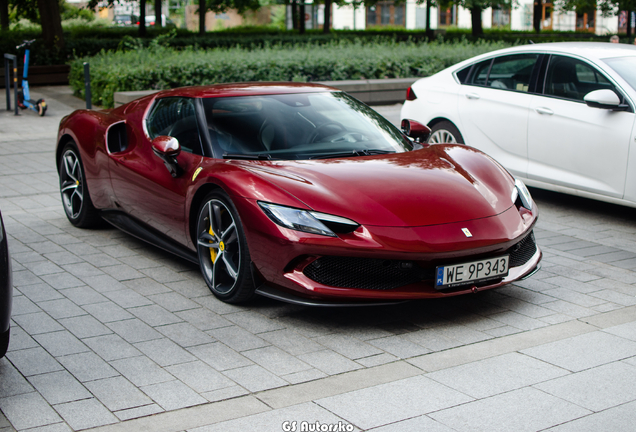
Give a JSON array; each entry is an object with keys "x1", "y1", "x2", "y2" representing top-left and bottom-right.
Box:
[
  {"x1": 603, "y1": 56, "x2": 636, "y2": 91},
  {"x1": 202, "y1": 92, "x2": 413, "y2": 160}
]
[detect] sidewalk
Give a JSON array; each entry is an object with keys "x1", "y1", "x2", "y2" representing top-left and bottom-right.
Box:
[{"x1": 0, "y1": 86, "x2": 635, "y2": 432}]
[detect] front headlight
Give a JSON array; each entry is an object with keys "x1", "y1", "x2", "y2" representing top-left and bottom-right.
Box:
[
  {"x1": 258, "y1": 202, "x2": 359, "y2": 237},
  {"x1": 513, "y1": 178, "x2": 533, "y2": 211}
]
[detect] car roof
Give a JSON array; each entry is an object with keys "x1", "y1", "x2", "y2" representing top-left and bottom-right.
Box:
[
  {"x1": 152, "y1": 82, "x2": 339, "y2": 99},
  {"x1": 479, "y1": 42, "x2": 636, "y2": 62}
]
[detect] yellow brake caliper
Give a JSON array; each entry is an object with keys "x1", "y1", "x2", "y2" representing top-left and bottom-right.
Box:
[{"x1": 209, "y1": 226, "x2": 218, "y2": 263}]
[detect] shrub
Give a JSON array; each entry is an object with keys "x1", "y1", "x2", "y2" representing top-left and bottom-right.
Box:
[
  {"x1": 1, "y1": 26, "x2": 609, "y2": 67},
  {"x1": 69, "y1": 39, "x2": 509, "y2": 108}
]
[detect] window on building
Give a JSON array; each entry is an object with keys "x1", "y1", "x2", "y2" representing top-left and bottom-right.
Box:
[
  {"x1": 492, "y1": 6, "x2": 511, "y2": 28},
  {"x1": 366, "y1": 2, "x2": 406, "y2": 27},
  {"x1": 618, "y1": 11, "x2": 636, "y2": 33},
  {"x1": 576, "y1": 10, "x2": 596, "y2": 32},
  {"x1": 439, "y1": 4, "x2": 456, "y2": 26},
  {"x1": 542, "y1": 2, "x2": 553, "y2": 30}
]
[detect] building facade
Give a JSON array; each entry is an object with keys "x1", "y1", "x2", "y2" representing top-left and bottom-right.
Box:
[{"x1": 326, "y1": 0, "x2": 626, "y2": 35}]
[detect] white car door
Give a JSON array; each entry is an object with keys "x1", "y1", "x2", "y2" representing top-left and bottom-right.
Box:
[
  {"x1": 527, "y1": 55, "x2": 635, "y2": 198},
  {"x1": 457, "y1": 54, "x2": 540, "y2": 178}
]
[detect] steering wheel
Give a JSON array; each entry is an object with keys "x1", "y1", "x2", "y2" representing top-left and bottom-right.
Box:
[{"x1": 310, "y1": 122, "x2": 346, "y2": 143}]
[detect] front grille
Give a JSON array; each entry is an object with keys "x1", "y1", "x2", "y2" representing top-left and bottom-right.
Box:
[
  {"x1": 303, "y1": 231, "x2": 537, "y2": 290},
  {"x1": 303, "y1": 257, "x2": 435, "y2": 290},
  {"x1": 508, "y1": 231, "x2": 537, "y2": 268}
]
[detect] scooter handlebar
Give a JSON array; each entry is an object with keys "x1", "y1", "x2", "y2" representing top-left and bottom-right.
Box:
[{"x1": 16, "y1": 39, "x2": 36, "y2": 50}]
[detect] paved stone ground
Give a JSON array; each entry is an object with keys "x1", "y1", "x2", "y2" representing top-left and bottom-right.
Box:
[{"x1": 0, "y1": 88, "x2": 635, "y2": 431}]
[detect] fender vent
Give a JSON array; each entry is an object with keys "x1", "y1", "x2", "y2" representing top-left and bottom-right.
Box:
[{"x1": 107, "y1": 122, "x2": 128, "y2": 153}]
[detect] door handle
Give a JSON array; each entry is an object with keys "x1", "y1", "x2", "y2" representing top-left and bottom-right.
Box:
[
  {"x1": 535, "y1": 107, "x2": 554, "y2": 115},
  {"x1": 466, "y1": 93, "x2": 480, "y2": 100}
]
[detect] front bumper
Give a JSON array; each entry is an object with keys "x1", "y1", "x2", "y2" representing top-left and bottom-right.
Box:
[{"x1": 233, "y1": 196, "x2": 540, "y2": 302}]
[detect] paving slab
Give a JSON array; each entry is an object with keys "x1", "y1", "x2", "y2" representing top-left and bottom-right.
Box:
[{"x1": 2, "y1": 88, "x2": 636, "y2": 431}]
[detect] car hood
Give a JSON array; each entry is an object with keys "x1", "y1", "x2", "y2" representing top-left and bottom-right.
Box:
[{"x1": 239, "y1": 145, "x2": 516, "y2": 227}]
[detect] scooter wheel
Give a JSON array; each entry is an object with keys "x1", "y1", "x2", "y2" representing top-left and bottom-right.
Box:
[
  {"x1": 17, "y1": 90, "x2": 26, "y2": 110},
  {"x1": 37, "y1": 99, "x2": 47, "y2": 116}
]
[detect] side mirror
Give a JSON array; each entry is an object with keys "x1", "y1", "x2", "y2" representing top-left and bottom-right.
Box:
[
  {"x1": 584, "y1": 89, "x2": 629, "y2": 111},
  {"x1": 151, "y1": 136, "x2": 182, "y2": 177},
  {"x1": 401, "y1": 119, "x2": 431, "y2": 143}
]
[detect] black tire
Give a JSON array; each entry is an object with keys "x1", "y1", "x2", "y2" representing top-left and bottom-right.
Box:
[
  {"x1": 428, "y1": 121, "x2": 465, "y2": 145},
  {"x1": 196, "y1": 191, "x2": 255, "y2": 303},
  {"x1": 0, "y1": 327, "x2": 9, "y2": 358},
  {"x1": 58, "y1": 143, "x2": 100, "y2": 228},
  {"x1": 36, "y1": 99, "x2": 46, "y2": 116}
]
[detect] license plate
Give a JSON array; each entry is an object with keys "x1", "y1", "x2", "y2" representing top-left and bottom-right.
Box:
[{"x1": 435, "y1": 255, "x2": 509, "y2": 289}]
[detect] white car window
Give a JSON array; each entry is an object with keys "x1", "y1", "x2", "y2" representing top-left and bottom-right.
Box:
[
  {"x1": 461, "y1": 54, "x2": 538, "y2": 92},
  {"x1": 604, "y1": 56, "x2": 636, "y2": 92},
  {"x1": 544, "y1": 55, "x2": 616, "y2": 102},
  {"x1": 487, "y1": 54, "x2": 538, "y2": 92}
]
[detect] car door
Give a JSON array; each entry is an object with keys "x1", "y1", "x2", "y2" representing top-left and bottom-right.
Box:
[
  {"x1": 108, "y1": 97, "x2": 205, "y2": 245},
  {"x1": 527, "y1": 55, "x2": 635, "y2": 198},
  {"x1": 457, "y1": 53, "x2": 541, "y2": 178}
]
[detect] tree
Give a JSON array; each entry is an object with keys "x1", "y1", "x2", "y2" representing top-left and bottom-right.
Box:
[
  {"x1": 6, "y1": 0, "x2": 64, "y2": 48},
  {"x1": 155, "y1": 0, "x2": 162, "y2": 27},
  {"x1": 557, "y1": 0, "x2": 636, "y2": 37},
  {"x1": 323, "y1": 0, "x2": 330, "y2": 31},
  {"x1": 195, "y1": 0, "x2": 260, "y2": 33},
  {"x1": 1, "y1": 0, "x2": 8, "y2": 30},
  {"x1": 533, "y1": 0, "x2": 542, "y2": 31},
  {"x1": 140, "y1": 0, "x2": 147, "y2": 36},
  {"x1": 453, "y1": 0, "x2": 514, "y2": 36},
  {"x1": 37, "y1": 0, "x2": 64, "y2": 49}
]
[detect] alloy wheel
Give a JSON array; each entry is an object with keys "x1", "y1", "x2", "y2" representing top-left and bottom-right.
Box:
[
  {"x1": 428, "y1": 129, "x2": 458, "y2": 144},
  {"x1": 197, "y1": 199, "x2": 241, "y2": 295},
  {"x1": 60, "y1": 149, "x2": 85, "y2": 220}
]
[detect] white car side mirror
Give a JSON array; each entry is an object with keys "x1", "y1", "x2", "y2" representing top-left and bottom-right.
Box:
[{"x1": 583, "y1": 89, "x2": 623, "y2": 110}]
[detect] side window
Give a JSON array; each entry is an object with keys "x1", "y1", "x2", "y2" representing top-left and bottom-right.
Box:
[
  {"x1": 486, "y1": 54, "x2": 539, "y2": 92},
  {"x1": 146, "y1": 98, "x2": 203, "y2": 155},
  {"x1": 545, "y1": 55, "x2": 615, "y2": 102},
  {"x1": 467, "y1": 59, "x2": 492, "y2": 86}
]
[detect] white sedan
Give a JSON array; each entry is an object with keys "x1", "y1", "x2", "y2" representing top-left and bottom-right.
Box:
[{"x1": 401, "y1": 42, "x2": 636, "y2": 208}]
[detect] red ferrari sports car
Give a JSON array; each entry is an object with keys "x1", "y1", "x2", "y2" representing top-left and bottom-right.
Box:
[{"x1": 56, "y1": 83, "x2": 541, "y2": 305}]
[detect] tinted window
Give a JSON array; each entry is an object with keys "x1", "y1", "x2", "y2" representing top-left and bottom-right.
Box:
[
  {"x1": 202, "y1": 92, "x2": 413, "y2": 160},
  {"x1": 468, "y1": 59, "x2": 492, "y2": 86},
  {"x1": 544, "y1": 55, "x2": 615, "y2": 102},
  {"x1": 147, "y1": 98, "x2": 203, "y2": 155},
  {"x1": 487, "y1": 54, "x2": 538, "y2": 92},
  {"x1": 455, "y1": 65, "x2": 470, "y2": 84}
]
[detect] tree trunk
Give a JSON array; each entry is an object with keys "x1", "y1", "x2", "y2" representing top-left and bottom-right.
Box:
[
  {"x1": 199, "y1": 0, "x2": 206, "y2": 34},
  {"x1": 470, "y1": 6, "x2": 483, "y2": 37},
  {"x1": 299, "y1": 1, "x2": 305, "y2": 34},
  {"x1": 139, "y1": 0, "x2": 147, "y2": 36},
  {"x1": 291, "y1": 0, "x2": 298, "y2": 30},
  {"x1": 37, "y1": 0, "x2": 64, "y2": 50},
  {"x1": 0, "y1": 0, "x2": 8, "y2": 31},
  {"x1": 323, "y1": 0, "x2": 331, "y2": 32},
  {"x1": 155, "y1": 0, "x2": 163, "y2": 27},
  {"x1": 426, "y1": 0, "x2": 433, "y2": 39},
  {"x1": 533, "y1": 0, "x2": 542, "y2": 33}
]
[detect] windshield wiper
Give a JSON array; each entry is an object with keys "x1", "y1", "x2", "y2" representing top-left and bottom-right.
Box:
[
  {"x1": 308, "y1": 149, "x2": 395, "y2": 159},
  {"x1": 223, "y1": 153, "x2": 276, "y2": 160}
]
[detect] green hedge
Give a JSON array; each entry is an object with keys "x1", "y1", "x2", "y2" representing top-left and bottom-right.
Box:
[
  {"x1": 1, "y1": 26, "x2": 613, "y2": 66},
  {"x1": 69, "y1": 39, "x2": 509, "y2": 108}
]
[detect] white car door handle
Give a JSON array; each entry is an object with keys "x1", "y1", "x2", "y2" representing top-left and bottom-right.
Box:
[
  {"x1": 466, "y1": 93, "x2": 480, "y2": 100},
  {"x1": 535, "y1": 107, "x2": 554, "y2": 115}
]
